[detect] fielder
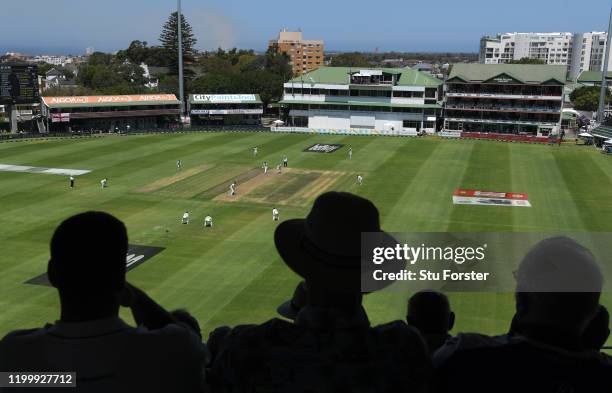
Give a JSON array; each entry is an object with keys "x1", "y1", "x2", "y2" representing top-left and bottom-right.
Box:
[
  {"x1": 182, "y1": 211, "x2": 190, "y2": 224},
  {"x1": 176, "y1": 160, "x2": 182, "y2": 171},
  {"x1": 100, "y1": 178, "x2": 108, "y2": 189},
  {"x1": 348, "y1": 147, "x2": 353, "y2": 160},
  {"x1": 204, "y1": 215, "x2": 213, "y2": 228},
  {"x1": 357, "y1": 174, "x2": 363, "y2": 185},
  {"x1": 263, "y1": 161, "x2": 269, "y2": 174},
  {"x1": 253, "y1": 147, "x2": 258, "y2": 156},
  {"x1": 229, "y1": 182, "x2": 236, "y2": 196},
  {"x1": 272, "y1": 208, "x2": 279, "y2": 221},
  {"x1": 69, "y1": 176, "x2": 75, "y2": 189}
]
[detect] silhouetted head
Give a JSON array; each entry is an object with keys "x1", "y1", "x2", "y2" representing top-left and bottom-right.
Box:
[
  {"x1": 407, "y1": 290, "x2": 455, "y2": 334},
  {"x1": 514, "y1": 237, "x2": 603, "y2": 334},
  {"x1": 274, "y1": 192, "x2": 399, "y2": 305},
  {"x1": 582, "y1": 305, "x2": 610, "y2": 351},
  {"x1": 48, "y1": 212, "x2": 128, "y2": 321}
]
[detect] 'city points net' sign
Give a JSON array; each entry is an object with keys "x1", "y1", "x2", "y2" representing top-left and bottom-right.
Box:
[{"x1": 191, "y1": 94, "x2": 259, "y2": 103}]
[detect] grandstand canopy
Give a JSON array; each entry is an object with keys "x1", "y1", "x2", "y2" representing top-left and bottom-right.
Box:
[{"x1": 577, "y1": 71, "x2": 612, "y2": 85}]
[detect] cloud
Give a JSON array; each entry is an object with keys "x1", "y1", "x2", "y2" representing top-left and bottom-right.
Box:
[{"x1": 187, "y1": 8, "x2": 237, "y2": 50}]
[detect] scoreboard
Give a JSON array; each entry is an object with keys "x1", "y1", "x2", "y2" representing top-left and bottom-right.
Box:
[{"x1": 0, "y1": 64, "x2": 40, "y2": 105}]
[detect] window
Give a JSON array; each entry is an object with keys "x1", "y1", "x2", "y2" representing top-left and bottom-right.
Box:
[{"x1": 403, "y1": 120, "x2": 421, "y2": 130}]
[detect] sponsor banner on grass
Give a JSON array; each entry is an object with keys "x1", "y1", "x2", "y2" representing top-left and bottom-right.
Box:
[
  {"x1": 26, "y1": 245, "x2": 165, "y2": 286},
  {"x1": 361, "y1": 232, "x2": 611, "y2": 293},
  {"x1": 0, "y1": 164, "x2": 90, "y2": 176},
  {"x1": 304, "y1": 143, "x2": 344, "y2": 153},
  {"x1": 452, "y1": 189, "x2": 532, "y2": 207}
]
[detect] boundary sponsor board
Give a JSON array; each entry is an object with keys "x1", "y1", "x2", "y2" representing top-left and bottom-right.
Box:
[
  {"x1": 452, "y1": 189, "x2": 531, "y2": 207},
  {"x1": 26, "y1": 245, "x2": 165, "y2": 286},
  {"x1": 191, "y1": 109, "x2": 263, "y2": 115},
  {"x1": 272, "y1": 127, "x2": 419, "y2": 136},
  {"x1": 304, "y1": 143, "x2": 344, "y2": 153}
]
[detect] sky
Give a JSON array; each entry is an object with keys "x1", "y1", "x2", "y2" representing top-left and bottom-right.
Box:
[{"x1": 1, "y1": 0, "x2": 611, "y2": 55}]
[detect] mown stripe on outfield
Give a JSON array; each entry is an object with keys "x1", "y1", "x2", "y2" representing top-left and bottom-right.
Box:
[
  {"x1": 552, "y1": 149, "x2": 612, "y2": 231},
  {"x1": 382, "y1": 140, "x2": 475, "y2": 232},
  {"x1": 357, "y1": 139, "x2": 440, "y2": 218},
  {"x1": 508, "y1": 144, "x2": 587, "y2": 232},
  {"x1": 447, "y1": 142, "x2": 514, "y2": 232}
]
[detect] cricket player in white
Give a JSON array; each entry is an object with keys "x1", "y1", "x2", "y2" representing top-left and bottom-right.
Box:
[
  {"x1": 263, "y1": 161, "x2": 269, "y2": 174},
  {"x1": 176, "y1": 160, "x2": 182, "y2": 171},
  {"x1": 357, "y1": 175, "x2": 363, "y2": 185},
  {"x1": 348, "y1": 148, "x2": 353, "y2": 160},
  {"x1": 100, "y1": 178, "x2": 108, "y2": 188},
  {"x1": 229, "y1": 182, "x2": 236, "y2": 196},
  {"x1": 253, "y1": 147, "x2": 258, "y2": 156},
  {"x1": 272, "y1": 208, "x2": 279, "y2": 221},
  {"x1": 204, "y1": 215, "x2": 213, "y2": 227},
  {"x1": 182, "y1": 211, "x2": 190, "y2": 224}
]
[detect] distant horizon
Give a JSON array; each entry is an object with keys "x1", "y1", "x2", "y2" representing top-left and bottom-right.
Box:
[
  {"x1": 1, "y1": 0, "x2": 610, "y2": 56},
  {"x1": 2, "y1": 46, "x2": 481, "y2": 57}
]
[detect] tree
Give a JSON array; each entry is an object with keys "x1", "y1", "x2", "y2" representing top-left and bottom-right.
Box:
[
  {"x1": 507, "y1": 57, "x2": 546, "y2": 65},
  {"x1": 264, "y1": 48, "x2": 293, "y2": 81},
  {"x1": 330, "y1": 52, "x2": 371, "y2": 67},
  {"x1": 570, "y1": 86, "x2": 610, "y2": 112},
  {"x1": 159, "y1": 11, "x2": 198, "y2": 74}
]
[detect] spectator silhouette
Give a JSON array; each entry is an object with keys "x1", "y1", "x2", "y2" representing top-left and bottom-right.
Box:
[
  {"x1": 582, "y1": 305, "x2": 610, "y2": 351},
  {"x1": 0, "y1": 211, "x2": 207, "y2": 393},
  {"x1": 207, "y1": 192, "x2": 431, "y2": 392},
  {"x1": 434, "y1": 237, "x2": 611, "y2": 393},
  {"x1": 277, "y1": 281, "x2": 308, "y2": 320},
  {"x1": 407, "y1": 290, "x2": 455, "y2": 354}
]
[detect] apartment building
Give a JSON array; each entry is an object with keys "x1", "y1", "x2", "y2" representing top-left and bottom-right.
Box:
[
  {"x1": 268, "y1": 30, "x2": 324, "y2": 76},
  {"x1": 444, "y1": 64, "x2": 565, "y2": 137},
  {"x1": 480, "y1": 32, "x2": 612, "y2": 79}
]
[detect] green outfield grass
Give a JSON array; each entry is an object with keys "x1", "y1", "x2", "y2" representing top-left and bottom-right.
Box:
[{"x1": 0, "y1": 132, "x2": 611, "y2": 346}]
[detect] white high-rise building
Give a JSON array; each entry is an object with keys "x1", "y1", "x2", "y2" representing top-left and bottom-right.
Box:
[
  {"x1": 570, "y1": 32, "x2": 608, "y2": 79},
  {"x1": 480, "y1": 32, "x2": 611, "y2": 80}
]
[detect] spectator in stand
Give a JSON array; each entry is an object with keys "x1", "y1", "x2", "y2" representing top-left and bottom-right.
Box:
[
  {"x1": 206, "y1": 192, "x2": 431, "y2": 392},
  {"x1": 433, "y1": 237, "x2": 611, "y2": 393},
  {"x1": 407, "y1": 290, "x2": 455, "y2": 354},
  {"x1": 582, "y1": 305, "x2": 610, "y2": 352},
  {"x1": 0, "y1": 212, "x2": 207, "y2": 393}
]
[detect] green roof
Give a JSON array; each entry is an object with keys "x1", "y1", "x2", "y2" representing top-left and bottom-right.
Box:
[
  {"x1": 279, "y1": 99, "x2": 441, "y2": 109},
  {"x1": 448, "y1": 64, "x2": 567, "y2": 85},
  {"x1": 576, "y1": 71, "x2": 612, "y2": 84},
  {"x1": 188, "y1": 94, "x2": 262, "y2": 104},
  {"x1": 287, "y1": 66, "x2": 443, "y2": 87}
]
